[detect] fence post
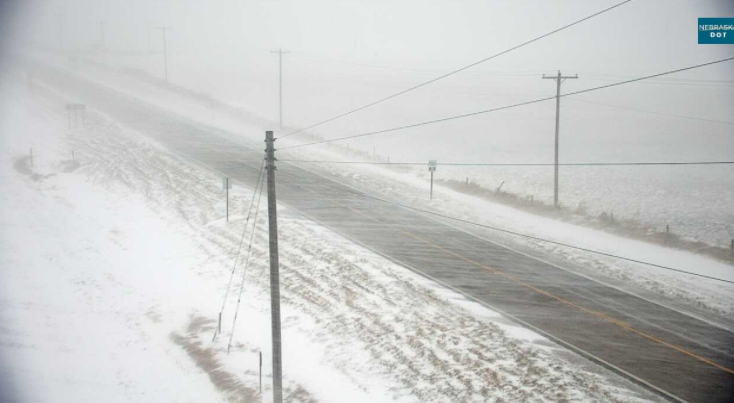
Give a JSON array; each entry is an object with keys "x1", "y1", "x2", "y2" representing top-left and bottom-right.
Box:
[{"x1": 259, "y1": 351, "x2": 263, "y2": 394}]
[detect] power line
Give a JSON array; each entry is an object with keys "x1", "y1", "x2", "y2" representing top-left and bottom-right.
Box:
[
  {"x1": 280, "y1": 0, "x2": 633, "y2": 139},
  {"x1": 295, "y1": 52, "x2": 734, "y2": 86},
  {"x1": 279, "y1": 160, "x2": 734, "y2": 167},
  {"x1": 277, "y1": 168, "x2": 734, "y2": 285},
  {"x1": 295, "y1": 53, "x2": 734, "y2": 85},
  {"x1": 577, "y1": 71, "x2": 734, "y2": 85},
  {"x1": 567, "y1": 98, "x2": 734, "y2": 126},
  {"x1": 214, "y1": 158, "x2": 265, "y2": 340},
  {"x1": 293, "y1": 52, "x2": 547, "y2": 77},
  {"x1": 280, "y1": 56, "x2": 734, "y2": 150},
  {"x1": 228, "y1": 170, "x2": 267, "y2": 353},
  {"x1": 582, "y1": 77, "x2": 732, "y2": 88}
]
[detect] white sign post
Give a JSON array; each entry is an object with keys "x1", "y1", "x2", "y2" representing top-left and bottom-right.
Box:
[{"x1": 223, "y1": 177, "x2": 232, "y2": 222}]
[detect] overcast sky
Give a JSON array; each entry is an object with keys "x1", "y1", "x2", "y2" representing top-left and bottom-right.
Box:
[{"x1": 1, "y1": 0, "x2": 732, "y2": 163}]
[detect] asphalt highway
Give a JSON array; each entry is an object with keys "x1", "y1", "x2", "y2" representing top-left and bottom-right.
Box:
[{"x1": 26, "y1": 59, "x2": 734, "y2": 403}]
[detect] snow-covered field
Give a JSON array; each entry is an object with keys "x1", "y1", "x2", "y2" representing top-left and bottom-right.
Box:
[
  {"x1": 28, "y1": 52, "x2": 734, "y2": 326},
  {"x1": 88, "y1": 47, "x2": 734, "y2": 249},
  {"x1": 0, "y1": 64, "x2": 672, "y2": 402}
]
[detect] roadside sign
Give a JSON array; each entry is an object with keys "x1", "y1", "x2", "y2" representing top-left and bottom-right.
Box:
[{"x1": 428, "y1": 160, "x2": 437, "y2": 172}]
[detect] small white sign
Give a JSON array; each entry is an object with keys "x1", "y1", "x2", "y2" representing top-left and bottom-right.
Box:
[
  {"x1": 223, "y1": 177, "x2": 233, "y2": 190},
  {"x1": 428, "y1": 160, "x2": 437, "y2": 172}
]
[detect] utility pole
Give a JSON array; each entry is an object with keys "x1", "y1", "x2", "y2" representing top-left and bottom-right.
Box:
[
  {"x1": 156, "y1": 26, "x2": 170, "y2": 82},
  {"x1": 147, "y1": 23, "x2": 152, "y2": 53},
  {"x1": 270, "y1": 49, "x2": 290, "y2": 128},
  {"x1": 98, "y1": 21, "x2": 106, "y2": 51},
  {"x1": 58, "y1": 14, "x2": 64, "y2": 52},
  {"x1": 542, "y1": 70, "x2": 578, "y2": 208},
  {"x1": 264, "y1": 130, "x2": 283, "y2": 403},
  {"x1": 428, "y1": 160, "x2": 437, "y2": 200}
]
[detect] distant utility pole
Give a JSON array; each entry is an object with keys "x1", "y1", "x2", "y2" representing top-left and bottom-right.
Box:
[
  {"x1": 147, "y1": 23, "x2": 152, "y2": 53},
  {"x1": 270, "y1": 48, "x2": 290, "y2": 128},
  {"x1": 542, "y1": 70, "x2": 578, "y2": 208},
  {"x1": 156, "y1": 26, "x2": 170, "y2": 82},
  {"x1": 428, "y1": 160, "x2": 437, "y2": 200},
  {"x1": 58, "y1": 15, "x2": 64, "y2": 52},
  {"x1": 264, "y1": 130, "x2": 283, "y2": 403},
  {"x1": 98, "y1": 21, "x2": 107, "y2": 51}
]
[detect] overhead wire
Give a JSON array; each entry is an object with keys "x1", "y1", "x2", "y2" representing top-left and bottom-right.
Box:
[
  {"x1": 280, "y1": 0, "x2": 634, "y2": 139},
  {"x1": 576, "y1": 71, "x2": 734, "y2": 85},
  {"x1": 278, "y1": 160, "x2": 734, "y2": 167},
  {"x1": 294, "y1": 53, "x2": 734, "y2": 84},
  {"x1": 566, "y1": 97, "x2": 734, "y2": 126},
  {"x1": 293, "y1": 52, "x2": 548, "y2": 77},
  {"x1": 213, "y1": 157, "x2": 266, "y2": 340},
  {"x1": 279, "y1": 56, "x2": 734, "y2": 151},
  {"x1": 275, "y1": 166, "x2": 734, "y2": 285},
  {"x1": 228, "y1": 170, "x2": 267, "y2": 353}
]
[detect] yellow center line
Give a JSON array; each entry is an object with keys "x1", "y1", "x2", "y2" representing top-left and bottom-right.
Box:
[{"x1": 348, "y1": 207, "x2": 734, "y2": 376}]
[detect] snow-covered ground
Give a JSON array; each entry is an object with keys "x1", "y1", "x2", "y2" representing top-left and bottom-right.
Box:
[
  {"x1": 0, "y1": 61, "x2": 672, "y2": 402},
  {"x1": 74, "y1": 47, "x2": 734, "y2": 249},
  {"x1": 27, "y1": 52, "x2": 734, "y2": 326}
]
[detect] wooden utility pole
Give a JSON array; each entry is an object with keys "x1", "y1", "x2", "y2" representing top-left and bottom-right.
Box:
[
  {"x1": 542, "y1": 70, "x2": 577, "y2": 208},
  {"x1": 98, "y1": 21, "x2": 106, "y2": 51},
  {"x1": 156, "y1": 26, "x2": 170, "y2": 82},
  {"x1": 270, "y1": 49, "x2": 290, "y2": 128},
  {"x1": 264, "y1": 130, "x2": 283, "y2": 403},
  {"x1": 428, "y1": 160, "x2": 437, "y2": 200}
]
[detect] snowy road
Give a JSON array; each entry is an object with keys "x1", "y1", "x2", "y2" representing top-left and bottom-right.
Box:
[{"x1": 23, "y1": 58, "x2": 734, "y2": 403}]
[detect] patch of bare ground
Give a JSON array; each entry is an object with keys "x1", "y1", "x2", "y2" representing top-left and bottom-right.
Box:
[
  {"x1": 59, "y1": 159, "x2": 81, "y2": 173},
  {"x1": 170, "y1": 316, "x2": 259, "y2": 403},
  {"x1": 171, "y1": 315, "x2": 320, "y2": 403},
  {"x1": 12, "y1": 156, "x2": 55, "y2": 181}
]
